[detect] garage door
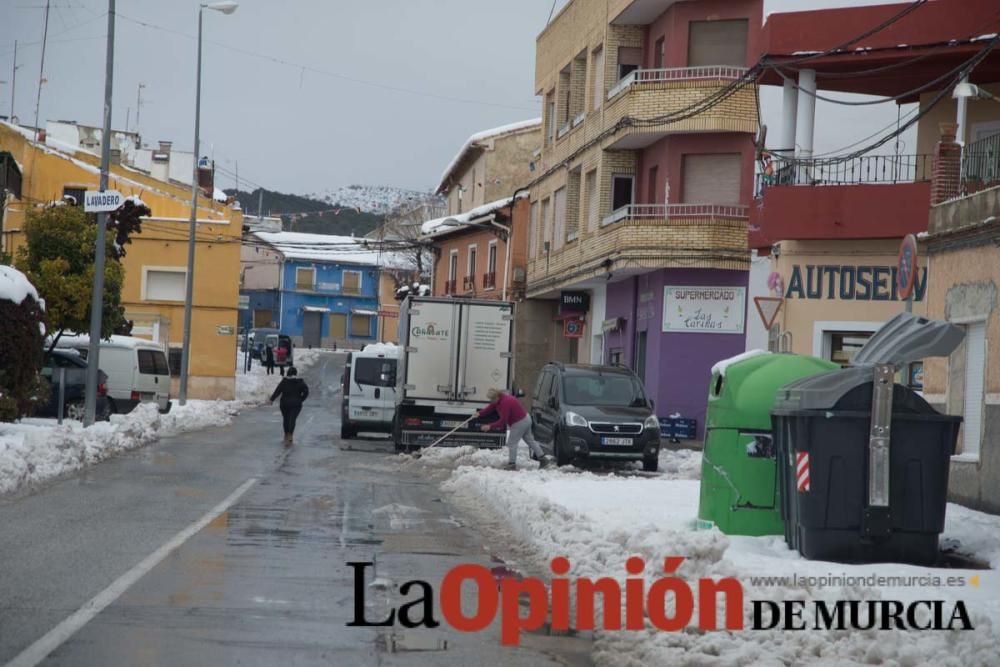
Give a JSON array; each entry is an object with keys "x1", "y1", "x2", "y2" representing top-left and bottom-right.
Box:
[{"x1": 682, "y1": 153, "x2": 741, "y2": 205}]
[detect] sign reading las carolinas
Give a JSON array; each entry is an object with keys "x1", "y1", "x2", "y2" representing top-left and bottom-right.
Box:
[{"x1": 663, "y1": 286, "x2": 746, "y2": 335}]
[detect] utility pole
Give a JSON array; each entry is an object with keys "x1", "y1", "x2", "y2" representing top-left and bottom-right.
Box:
[
  {"x1": 257, "y1": 188, "x2": 263, "y2": 221},
  {"x1": 135, "y1": 82, "x2": 145, "y2": 134},
  {"x1": 33, "y1": 1, "x2": 51, "y2": 138},
  {"x1": 83, "y1": 0, "x2": 116, "y2": 426},
  {"x1": 9, "y1": 41, "x2": 17, "y2": 122}
]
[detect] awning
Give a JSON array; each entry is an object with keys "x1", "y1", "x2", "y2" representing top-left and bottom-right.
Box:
[
  {"x1": 352, "y1": 309, "x2": 378, "y2": 316},
  {"x1": 602, "y1": 317, "x2": 625, "y2": 332},
  {"x1": 302, "y1": 306, "x2": 330, "y2": 313}
]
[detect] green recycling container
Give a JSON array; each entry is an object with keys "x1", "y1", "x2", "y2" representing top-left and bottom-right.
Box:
[{"x1": 698, "y1": 352, "x2": 838, "y2": 536}]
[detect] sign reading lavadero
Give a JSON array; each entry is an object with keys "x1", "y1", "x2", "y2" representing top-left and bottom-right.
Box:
[
  {"x1": 663, "y1": 286, "x2": 746, "y2": 335},
  {"x1": 785, "y1": 264, "x2": 927, "y2": 302}
]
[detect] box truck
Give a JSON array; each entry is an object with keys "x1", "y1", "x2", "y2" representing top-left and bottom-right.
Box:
[{"x1": 391, "y1": 296, "x2": 515, "y2": 451}]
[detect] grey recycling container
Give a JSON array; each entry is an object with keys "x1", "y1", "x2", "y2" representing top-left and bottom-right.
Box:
[{"x1": 772, "y1": 313, "x2": 964, "y2": 565}]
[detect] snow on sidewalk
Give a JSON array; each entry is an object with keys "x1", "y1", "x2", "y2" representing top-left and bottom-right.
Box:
[
  {"x1": 0, "y1": 348, "x2": 328, "y2": 496},
  {"x1": 441, "y1": 450, "x2": 1000, "y2": 666}
]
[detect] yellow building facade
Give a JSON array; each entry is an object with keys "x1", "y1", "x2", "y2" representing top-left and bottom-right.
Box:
[{"x1": 0, "y1": 122, "x2": 242, "y2": 400}]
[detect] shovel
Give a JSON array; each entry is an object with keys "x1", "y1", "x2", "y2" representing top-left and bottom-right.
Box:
[{"x1": 409, "y1": 414, "x2": 477, "y2": 460}]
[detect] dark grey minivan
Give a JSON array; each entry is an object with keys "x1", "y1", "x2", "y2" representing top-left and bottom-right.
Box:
[{"x1": 530, "y1": 363, "x2": 661, "y2": 471}]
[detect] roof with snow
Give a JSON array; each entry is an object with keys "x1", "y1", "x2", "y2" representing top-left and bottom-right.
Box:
[
  {"x1": 420, "y1": 194, "x2": 527, "y2": 239},
  {"x1": 436, "y1": 119, "x2": 541, "y2": 195},
  {"x1": 0, "y1": 265, "x2": 40, "y2": 306},
  {"x1": 252, "y1": 231, "x2": 413, "y2": 269}
]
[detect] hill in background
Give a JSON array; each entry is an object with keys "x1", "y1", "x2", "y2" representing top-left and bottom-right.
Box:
[{"x1": 227, "y1": 188, "x2": 383, "y2": 237}]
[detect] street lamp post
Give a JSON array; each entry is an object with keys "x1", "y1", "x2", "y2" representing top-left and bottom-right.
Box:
[{"x1": 178, "y1": 1, "x2": 238, "y2": 406}]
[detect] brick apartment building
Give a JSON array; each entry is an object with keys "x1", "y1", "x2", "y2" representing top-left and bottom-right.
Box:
[{"x1": 525, "y1": 0, "x2": 763, "y2": 435}]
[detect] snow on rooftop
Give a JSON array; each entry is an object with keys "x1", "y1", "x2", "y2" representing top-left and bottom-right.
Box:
[
  {"x1": 0, "y1": 265, "x2": 40, "y2": 306},
  {"x1": 436, "y1": 118, "x2": 541, "y2": 194},
  {"x1": 420, "y1": 194, "x2": 527, "y2": 237},
  {"x1": 255, "y1": 231, "x2": 400, "y2": 267},
  {"x1": 54, "y1": 334, "x2": 164, "y2": 350},
  {"x1": 359, "y1": 342, "x2": 400, "y2": 356}
]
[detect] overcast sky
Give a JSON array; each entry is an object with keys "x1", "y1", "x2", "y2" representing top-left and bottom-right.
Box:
[{"x1": 0, "y1": 0, "x2": 915, "y2": 196}]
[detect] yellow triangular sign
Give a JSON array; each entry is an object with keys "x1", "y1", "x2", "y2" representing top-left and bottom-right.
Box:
[{"x1": 754, "y1": 297, "x2": 784, "y2": 330}]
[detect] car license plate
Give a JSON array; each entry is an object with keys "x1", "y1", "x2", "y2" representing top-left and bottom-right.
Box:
[{"x1": 601, "y1": 436, "x2": 633, "y2": 446}]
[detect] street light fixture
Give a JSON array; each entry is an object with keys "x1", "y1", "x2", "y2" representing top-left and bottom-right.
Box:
[
  {"x1": 952, "y1": 81, "x2": 998, "y2": 102},
  {"x1": 178, "y1": 0, "x2": 238, "y2": 406}
]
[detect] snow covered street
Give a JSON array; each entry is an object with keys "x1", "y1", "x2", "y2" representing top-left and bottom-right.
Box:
[
  {"x1": 0, "y1": 348, "x2": 325, "y2": 496},
  {"x1": 412, "y1": 446, "x2": 1000, "y2": 666}
]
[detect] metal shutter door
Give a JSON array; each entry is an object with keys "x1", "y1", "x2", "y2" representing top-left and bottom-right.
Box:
[
  {"x1": 682, "y1": 153, "x2": 741, "y2": 204},
  {"x1": 688, "y1": 20, "x2": 748, "y2": 67},
  {"x1": 329, "y1": 313, "x2": 347, "y2": 339},
  {"x1": 962, "y1": 322, "x2": 987, "y2": 456}
]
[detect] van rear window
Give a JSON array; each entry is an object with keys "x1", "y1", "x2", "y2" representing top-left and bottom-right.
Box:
[
  {"x1": 138, "y1": 349, "x2": 170, "y2": 375},
  {"x1": 355, "y1": 358, "x2": 396, "y2": 387}
]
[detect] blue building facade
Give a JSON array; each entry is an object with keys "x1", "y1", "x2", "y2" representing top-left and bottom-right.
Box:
[{"x1": 277, "y1": 259, "x2": 380, "y2": 348}]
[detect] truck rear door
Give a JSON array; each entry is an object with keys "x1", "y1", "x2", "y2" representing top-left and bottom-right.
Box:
[
  {"x1": 457, "y1": 302, "x2": 513, "y2": 402},
  {"x1": 404, "y1": 300, "x2": 460, "y2": 400}
]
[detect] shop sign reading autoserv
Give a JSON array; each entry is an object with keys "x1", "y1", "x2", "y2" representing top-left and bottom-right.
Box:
[{"x1": 663, "y1": 286, "x2": 745, "y2": 334}]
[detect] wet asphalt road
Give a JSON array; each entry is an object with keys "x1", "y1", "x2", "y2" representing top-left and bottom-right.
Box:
[{"x1": 0, "y1": 353, "x2": 591, "y2": 667}]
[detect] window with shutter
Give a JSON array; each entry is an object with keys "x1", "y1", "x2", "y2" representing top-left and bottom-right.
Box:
[
  {"x1": 295, "y1": 267, "x2": 315, "y2": 290},
  {"x1": 540, "y1": 198, "x2": 551, "y2": 253},
  {"x1": 529, "y1": 201, "x2": 539, "y2": 258},
  {"x1": 586, "y1": 170, "x2": 599, "y2": 232},
  {"x1": 342, "y1": 270, "x2": 362, "y2": 294},
  {"x1": 552, "y1": 187, "x2": 567, "y2": 250},
  {"x1": 351, "y1": 315, "x2": 372, "y2": 338},
  {"x1": 682, "y1": 154, "x2": 741, "y2": 204},
  {"x1": 617, "y1": 47, "x2": 642, "y2": 81},
  {"x1": 688, "y1": 20, "x2": 748, "y2": 67},
  {"x1": 145, "y1": 269, "x2": 187, "y2": 302},
  {"x1": 329, "y1": 313, "x2": 347, "y2": 339},
  {"x1": 592, "y1": 47, "x2": 604, "y2": 111}
]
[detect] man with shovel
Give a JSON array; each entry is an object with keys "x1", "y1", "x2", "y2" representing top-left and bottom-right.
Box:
[{"x1": 478, "y1": 387, "x2": 551, "y2": 470}]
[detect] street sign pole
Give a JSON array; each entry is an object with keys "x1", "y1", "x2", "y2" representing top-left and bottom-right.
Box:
[{"x1": 83, "y1": 0, "x2": 115, "y2": 427}]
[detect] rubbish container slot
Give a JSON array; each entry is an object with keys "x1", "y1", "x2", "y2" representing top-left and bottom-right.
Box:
[
  {"x1": 868, "y1": 364, "x2": 894, "y2": 508},
  {"x1": 853, "y1": 312, "x2": 965, "y2": 368}
]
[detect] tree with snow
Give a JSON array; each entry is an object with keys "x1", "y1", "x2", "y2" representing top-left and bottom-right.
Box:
[
  {"x1": 15, "y1": 200, "x2": 149, "y2": 352},
  {"x1": 0, "y1": 265, "x2": 48, "y2": 421}
]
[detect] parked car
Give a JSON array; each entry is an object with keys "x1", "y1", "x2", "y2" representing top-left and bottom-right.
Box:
[
  {"x1": 55, "y1": 335, "x2": 172, "y2": 414},
  {"x1": 243, "y1": 327, "x2": 279, "y2": 360},
  {"x1": 37, "y1": 349, "x2": 111, "y2": 421},
  {"x1": 530, "y1": 363, "x2": 661, "y2": 471}
]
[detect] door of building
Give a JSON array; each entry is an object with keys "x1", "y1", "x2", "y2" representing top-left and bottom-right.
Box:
[
  {"x1": 303, "y1": 312, "x2": 323, "y2": 348},
  {"x1": 253, "y1": 309, "x2": 272, "y2": 328},
  {"x1": 635, "y1": 331, "x2": 647, "y2": 383}
]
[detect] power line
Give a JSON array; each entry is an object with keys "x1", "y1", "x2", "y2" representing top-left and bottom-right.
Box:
[{"x1": 115, "y1": 12, "x2": 539, "y2": 113}]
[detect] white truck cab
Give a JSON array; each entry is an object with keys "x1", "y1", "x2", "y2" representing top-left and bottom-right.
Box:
[{"x1": 340, "y1": 342, "x2": 399, "y2": 438}]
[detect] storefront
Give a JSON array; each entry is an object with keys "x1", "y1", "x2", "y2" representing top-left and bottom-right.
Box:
[
  {"x1": 604, "y1": 268, "x2": 749, "y2": 439},
  {"x1": 769, "y1": 239, "x2": 928, "y2": 379}
]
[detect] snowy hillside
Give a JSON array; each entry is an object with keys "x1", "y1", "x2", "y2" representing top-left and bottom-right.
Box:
[{"x1": 305, "y1": 184, "x2": 438, "y2": 214}]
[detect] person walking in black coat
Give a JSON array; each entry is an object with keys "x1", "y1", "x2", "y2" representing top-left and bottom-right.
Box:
[
  {"x1": 264, "y1": 344, "x2": 276, "y2": 375},
  {"x1": 269, "y1": 367, "x2": 309, "y2": 446}
]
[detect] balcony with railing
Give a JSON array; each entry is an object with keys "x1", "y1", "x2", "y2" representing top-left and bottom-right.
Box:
[
  {"x1": 749, "y1": 153, "x2": 934, "y2": 249},
  {"x1": 607, "y1": 66, "x2": 749, "y2": 100},
  {"x1": 462, "y1": 276, "x2": 475, "y2": 292},
  {"x1": 961, "y1": 132, "x2": 1000, "y2": 196},
  {"x1": 602, "y1": 203, "x2": 749, "y2": 227},
  {"x1": 444, "y1": 279, "x2": 456, "y2": 295},
  {"x1": 482, "y1": 271, "x2": 496, "y2": 290}
]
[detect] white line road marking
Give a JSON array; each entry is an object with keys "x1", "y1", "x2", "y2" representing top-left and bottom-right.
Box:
[{"x1": 6, "y1": 477, "x2": 258, "y2": 667}]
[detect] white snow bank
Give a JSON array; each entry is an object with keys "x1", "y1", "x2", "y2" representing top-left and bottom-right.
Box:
[
  {"x1": 442, "y1": 449, "x2": 1000, "y2": 665},
  {"x1": 54, "y1": 333, "x2": 163, "y2": 350},
  {"x1": 0, "y1": 265, "x2": 40, "y2": 305},
  {"x1": 360, "y1": 342, "x2": 399, "y2": 356},
  {"x1": 0, "y1": 349, "x2": 326, "y2": 497},
  {"x1": 711, "y1": 349, "x2": 769, "y2": 377}
]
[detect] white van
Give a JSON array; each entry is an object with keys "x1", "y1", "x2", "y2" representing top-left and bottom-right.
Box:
[
  {"x1": 56, "y1": 335, "x2": 172, "y2": 414},
  {"x1": 340, "y1": 343, "x2": 399, "y2": 438}
]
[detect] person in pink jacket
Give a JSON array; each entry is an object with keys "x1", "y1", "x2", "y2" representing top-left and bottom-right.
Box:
[{"x1": 478, "y1": 387, "x2": 550, "y2": 470}]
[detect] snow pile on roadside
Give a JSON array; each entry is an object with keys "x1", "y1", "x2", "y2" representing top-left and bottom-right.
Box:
[
  {"x1": 402, "y1": 442, "x2": 542, "y2": 469},
  {"x1": 234, "y1": 347, "x2": 323, "y2": 405},
  {"x1": 443, "y1": 450, "x2": 1000, "y2": 666},
  {"x1": 0, "y1": 349, "x2": 329, "y2": 496}
]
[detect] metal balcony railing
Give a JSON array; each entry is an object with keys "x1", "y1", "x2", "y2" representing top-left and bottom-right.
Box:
[
  {"x1": 482, "y1": 272, "x2": 496, "y2": 289},
  {"x1": 607, "y1": 66, "x2": 749, "y2": 100},
  {"x1": 462, "y1": 276, "x2": 475, "y2": 292},
  {"x1": 758, "y1": 153, "x2": 933, "y2": 194},
  {"x1": 445, "y1": 279, "x2": 456, "y2": 295},
  {"x1": 601, "y1": 203, "x2": 749, "y2": 227},
  {"x1": 961, "y1": 133, "x2": 1000, "y2": 195}
]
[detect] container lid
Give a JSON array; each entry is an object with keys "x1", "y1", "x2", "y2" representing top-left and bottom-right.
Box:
[
  {"x1": 852, "y1": 312, "x2": 964, "y2": 367},
  {"x1": 773, "y1": 313, "x2": 965, "y2": 412}
]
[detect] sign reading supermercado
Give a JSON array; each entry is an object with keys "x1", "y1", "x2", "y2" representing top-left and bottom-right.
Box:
[{"x1": 663, "y1": 286, "x2": 746, "y2": 335}]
